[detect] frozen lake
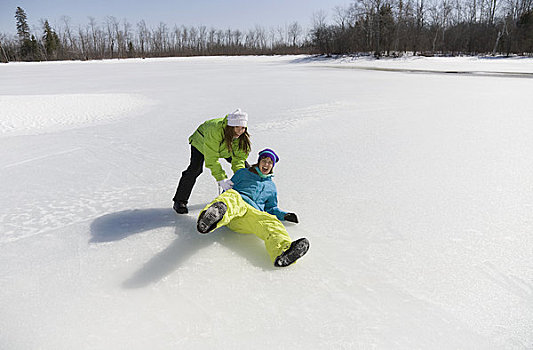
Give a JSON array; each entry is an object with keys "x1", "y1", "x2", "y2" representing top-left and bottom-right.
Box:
[{"x1": 1, "y1": 55, "x2": 532, "y2": 349}]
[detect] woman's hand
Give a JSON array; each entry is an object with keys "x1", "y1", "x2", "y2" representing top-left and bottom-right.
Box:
[{"x1": 284, "y1": 213, "x2": 299, "y2": 223}]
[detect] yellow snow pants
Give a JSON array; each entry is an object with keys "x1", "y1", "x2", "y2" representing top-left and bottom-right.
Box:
[{"x1": 200, "y1": 189, "x2": 292, "y2": 262}]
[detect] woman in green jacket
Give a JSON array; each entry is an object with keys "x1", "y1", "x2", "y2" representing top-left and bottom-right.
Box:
[{"x1": 172, "y1": 109, "x2": 251, "y2": 214}]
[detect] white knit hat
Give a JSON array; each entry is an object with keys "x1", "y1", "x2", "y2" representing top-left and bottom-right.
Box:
[{"x1": 227, "y1": 108, "x2": 248, "y2": 127}]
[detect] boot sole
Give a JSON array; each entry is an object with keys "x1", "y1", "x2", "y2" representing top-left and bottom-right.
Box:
[
  {"x1": 275, "y1": 238, "x2": 310, "y2": 267},
  {"x1": 197, "y1": 202, "x2": 227, "y2": 233}
]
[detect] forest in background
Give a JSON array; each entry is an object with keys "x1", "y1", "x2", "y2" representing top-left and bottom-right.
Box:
[{"x1": 1, "y1": 0, "x2": 532, "y2": 63}]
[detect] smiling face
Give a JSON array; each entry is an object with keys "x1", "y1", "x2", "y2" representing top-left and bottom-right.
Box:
[{"x1": 258, "y1": 157, "x2": 274, "y2": 175}]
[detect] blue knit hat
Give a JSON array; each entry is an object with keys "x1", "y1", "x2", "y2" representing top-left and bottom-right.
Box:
[{"x1": 258, "y1": 148, "x2": 279, "y2": 166}]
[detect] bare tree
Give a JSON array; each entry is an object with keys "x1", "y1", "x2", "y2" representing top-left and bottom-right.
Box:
[
  {"x1": 137, "y1": 20, "x2": 149, "y2": 57},
  {"x1": 123, "y1": 19, "x2": 132, "y2": 57},
  {"x1": 288, "y1": 21, "x2": 303, "y2": 46},
  {"x1": 245, "y1": 28, "x2": 256, "y2": 50},
  {"x1": 233, "y1": 29, "x2": 243, "y2": 49},
  {"x1": 414, "y1": 0, "x2": 427, "y2": 53},
  {"x1": 333, "y1": 5, "x2": 351, "y2": 30},
  {"x1": 61, "y1": 16, "x2": 79, "y2": 57},
  {"x1": 276, "y1": 24, "x2": 288, "y2": 46},
  {"x1": 198, "y1": 26, "x2": 207, "y2": 53},
  {"x1": 104, "y1": 16, "x2": 117, "y2": 58},
  {"x1": 87, "y1": 17, "x2": 98, "y2": 58},
  {"x1": 107, "y1": 17, "x2": 125, "y2": 58},
  {"x1": 0, "y1": 34, "x2": 11, "y2": 62},
  {"x1": 207, "y1": 27, "x2": 216, "y2": 53},
  {"x1": 78, "y1": 24, "x2": 88, "y2": 59},
  {"x1": 255, "y1": 25, "x2": 267, "y2": 50},
  {"x1": 428, "y1": 0, "x2": 452, "y2": 52},
  {"x1": 311, "y1": 10, "x2": 331, "y2": 53}
]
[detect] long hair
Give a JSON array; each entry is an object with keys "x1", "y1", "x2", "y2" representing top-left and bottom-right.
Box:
[{"x1": 223, "y1": 126, "x2": 251, "y2": 154}]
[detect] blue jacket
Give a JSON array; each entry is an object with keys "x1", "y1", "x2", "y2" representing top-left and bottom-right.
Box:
[{"x1": 231, "y1": 168, "x2": 287, "y2": 221}]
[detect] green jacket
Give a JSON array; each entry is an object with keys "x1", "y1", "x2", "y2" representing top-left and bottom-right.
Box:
[{"x1": 189, "y1": 116, "x2": 249, "y2": 181}]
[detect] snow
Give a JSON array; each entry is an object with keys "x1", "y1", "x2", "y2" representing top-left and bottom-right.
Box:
[
  {"x1": 1, "y1": 55, "x2": 532, "y2": 349},
  {"x1": 0, "y1": 94, "x2": 155, "y2": 137},
  {"x1": 303, "y1": 55, "x2": 533, "y2": 75}
]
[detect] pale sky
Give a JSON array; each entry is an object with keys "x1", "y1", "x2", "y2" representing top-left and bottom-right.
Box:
[{"x1": 1, "y1": 0, "x2": 353, "y2": 35}]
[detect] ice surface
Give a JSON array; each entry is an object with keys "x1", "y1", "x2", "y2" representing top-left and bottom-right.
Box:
[
  {"x1": 1, "y1": 55, "x2": 532, "y2": 349},
  {"x1": 0, "y1": 93, "x2": 155, "y2": 136}
]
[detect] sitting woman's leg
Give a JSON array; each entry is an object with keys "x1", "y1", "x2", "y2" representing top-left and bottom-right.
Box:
[
  {"x1": 197, "y1": 189, "x2": 248, "y2": 233},
  {"x1": 198, "y1": 189, "x2": 297, "y2": 264},
  {"x1": 227, "y1": 207, "x2": 292, "y2": 263}
]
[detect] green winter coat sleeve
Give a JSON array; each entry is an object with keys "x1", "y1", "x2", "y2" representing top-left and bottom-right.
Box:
[{"x1": 203, "y1": 121, "x2": 228, "y2": 182}]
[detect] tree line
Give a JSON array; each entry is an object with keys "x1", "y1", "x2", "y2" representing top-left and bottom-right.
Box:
[
  {"x1": 312, "y1": 0, "x2": 533, "y2": 56},
  {"x1": 1, "y1": 1, "x2": 532, "y2": 63},
  {"x1": 0, "y1": 7, "x2": 309, "y2": 62}
]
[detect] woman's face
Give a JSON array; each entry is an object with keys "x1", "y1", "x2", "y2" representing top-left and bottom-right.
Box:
[
  {"x1": 232, "y1": 126, "x2": 246, "y2": 138},
  {"x1": 258, "y1": 157, "x2": 273, "y2": 175}
]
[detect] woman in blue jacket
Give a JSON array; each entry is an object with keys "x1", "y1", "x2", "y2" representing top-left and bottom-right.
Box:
[{"x1": 196, "y1": 149, "x2": 309, "y2": 267}]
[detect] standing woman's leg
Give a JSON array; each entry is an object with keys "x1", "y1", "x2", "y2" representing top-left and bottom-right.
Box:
[{"x1": 173, "y1": 146, "x2": 204, "y2": 207}]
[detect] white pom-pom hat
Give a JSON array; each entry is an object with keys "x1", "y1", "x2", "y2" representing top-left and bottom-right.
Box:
[{"x1": 227, "y1": 108, "x2": 248, "y2": 127}]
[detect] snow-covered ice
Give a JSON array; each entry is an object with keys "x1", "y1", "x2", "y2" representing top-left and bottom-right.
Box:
[
  {"x1": 1, "y1": 55, "x2": 532, "y2": 349},
  {"x1": 0, "y1": 93, "x2": 155, "y2": 137}
]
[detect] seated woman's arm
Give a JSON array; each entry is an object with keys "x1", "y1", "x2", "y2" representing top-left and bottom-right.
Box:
[{"x1": 264, "y1": 184, "x2": 288, "y2": 221}]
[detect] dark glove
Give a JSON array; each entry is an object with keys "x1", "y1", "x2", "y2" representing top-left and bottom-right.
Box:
[{"x1": 284, "y1": 213, "x2": 299, "y2": 223}]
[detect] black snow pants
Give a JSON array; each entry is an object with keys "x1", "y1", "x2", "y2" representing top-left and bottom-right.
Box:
[{"x1": 172, "y1": 145, "x2": 249, "y2": 204}]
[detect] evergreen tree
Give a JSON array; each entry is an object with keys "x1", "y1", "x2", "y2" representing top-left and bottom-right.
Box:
[
  {"x1": 43, "y1": 20, "x2": 61, "y2": 59},
  {"x1": 15, "y1": 7, "x2": 36, "y2": 60},
  {"x1": 29, "y1": 35, "x2": 42, "y2": 61},
  {"x1": 15, "y1": 7, "x2": 30, "y2": 41}
]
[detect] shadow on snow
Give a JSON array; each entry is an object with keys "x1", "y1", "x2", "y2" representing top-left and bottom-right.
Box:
[{"x1": 89, "y1": 206, "x2": 275, "y2": 289}]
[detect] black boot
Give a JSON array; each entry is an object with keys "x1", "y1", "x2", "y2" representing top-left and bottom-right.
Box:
[
  {"x1": 274, "y1": 238, "x2": 310, "y2": 267},
  {"x1": 173, "y1": 201, "x2": 188, "y2": 214},
  {"x1": 197, "y1": 202, "x2": 227, "y2": 234}
]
